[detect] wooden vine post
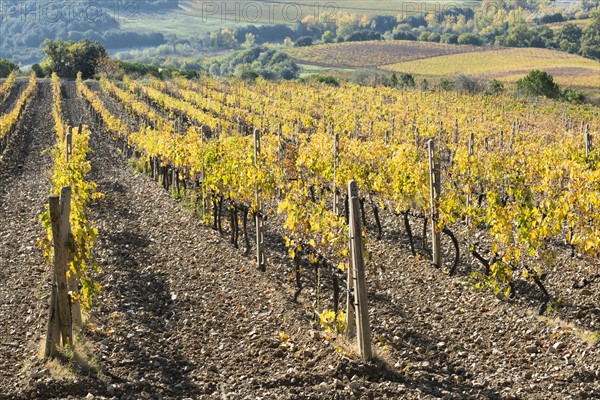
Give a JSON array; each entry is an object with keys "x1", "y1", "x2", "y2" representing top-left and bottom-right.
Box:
[
  {"x1": 465, "y1": 132, "x2": 475, "y2": 226},
  {"x1": 585, "y1": 124, "x2": 592, "y2": 158},
  {"x1": 254, "y1": 129, "x2": 266, "y2": 271},
  {"x1": 347, "y1": 180, "x2": 372, "y2": 360},
  {"x1": 45, "y1": 186, "x2": 73, "y2": 358},
  {"x1": 65, "y1": 128, "x2": 72, "y2": 162},
  {"x1": 200, "y1": 125, "x2": 206, "y2": 218},
  {"x1": 333, "y1": 130, "x2": 339, "y2": 215},
  {"x1": 428, "y1": 140, "x2": 441, "y2": 268},
  {"x1": 277, "y1": 122, "x2": 284, "y2": 199},
  {"x1": 454, "y1": 118, "x2": 459, "y2": 144}
]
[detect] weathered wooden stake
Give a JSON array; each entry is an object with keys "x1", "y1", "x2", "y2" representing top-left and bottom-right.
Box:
[
  {"x1": 200, "y1": 126, "x2": 206, "y2": 218},
  {"x1": 468, "y1": 132, "x2": 475, "y2": 156},
  {"x1": 45, "y1": 187, "x2": 73, "y2": 358},
  {"x1": 65, "y1": 128, "x2": 72, "y2": 162},
  {"x1": 585, "y1": 124, "x2": 592, "y2": 158},
  {"x1": 333, "y1": 132, "x2": 339, "y2": 215},
  {"x1": 454, "y1": 118, "x2": 459, "y2": 144},
  {"x1": 254, "y1": 129, "x2": 266, "y2": 271},
  {"x1": 428, "y1": 140, "x2": 441, "y2": 268},
  {"x1": 347, "y1": 180, "x2": 372, "y2": 361}
]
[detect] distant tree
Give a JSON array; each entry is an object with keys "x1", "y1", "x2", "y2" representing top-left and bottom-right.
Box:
[
  {"x1": 428, "y1": 32, "x2": 441, "y2": 42},
  {"x1": 346, "y1": 30, "x2": 381, "y2": 42},
  {"x1": 69, "y1": 40, "x2": 107, "y2": 78},
  {"x1": 556, "y1": 23, "x2": 583, "y2": 53},
  {"x1": 118, "y1": 61, "x2": 161, "y2": 78},
  {"x1": 419, "y1": 32, "x2": 431, "y2": 41},
  {"x1": 283, "y1": 37, "x2": 294, "y2": 47},
  {"x1": 209, "y1": 63, "x2": 220, "y2": 76},
  {"x1": 96, "y1": 56, "x2": 124, "y2": 79},
  {"x1": 0, "y1": 58, "x2": 19, "y2": 78},
  {"x1": 31, "y1": 63, "x2": 45, "y2": 78},
  {"x1": 242, "y1": 33, "x2": 256, "y2": 49},
  {"x1": 457, "y1": 33, "x2": 483, "y2": 45},
  {"x1": 392, "y1": 30, "x2": 418, "y2": 41},
  {"x1": 540, "y1": 13, "x2": 564, "y2": 23},
  {"x1": 580, "y1": 10, "x2": 600, "y2": 60},
  {"x1": 294, "y1": 36, "x2": 313, "y2": 47},
  {"x1": 215, "y1": 47, "x2": 299, "y2": 80},
  {"x1": 235, "y1": 64, "x2": 259, "y2": 81},
  {"x1": 41, "y1": 39, "x2": 106, "y2": 78},
  {"x1": 205, "y1": 29, "x2": 238, "y2": 49},
  {"x1": 530, "y1": 26, "x2": 554, "y2": 48},
  {"x1": 496, "y1": 23, "x2": 533, "y2": 47},
  {"x1": 322, "y1": 30, "x2": 335, "y2": 43},
  {"x1": 399, "y1": 73, "x2": 415, "y2": 88},
  {"x1": 41, "y1": 39, "x2": 71, "y2": 77},
  {"x1": 370, "y1": 15, "x2": 398, "y2": 33},
  {"x1": 516, "y1": 70, "x2": 560, "y2": 98},
  {"x1": 441, "y1": 33, "x2": 459, "y2": 44}
]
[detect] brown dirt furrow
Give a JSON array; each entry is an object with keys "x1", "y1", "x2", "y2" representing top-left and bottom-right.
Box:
[
  {"x1": 0, "y1": 81, "x2": 56, "y2": 398},
  {"x1": 0, "y1": 80, "x2": 26, "y2": 115}
]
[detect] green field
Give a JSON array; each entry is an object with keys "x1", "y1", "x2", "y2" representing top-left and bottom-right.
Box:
[{"x1": 123, "y1": 0, "x2": 472, "y2": 37}]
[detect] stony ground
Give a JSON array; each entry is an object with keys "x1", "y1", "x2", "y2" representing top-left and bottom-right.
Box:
[{"x1": 0, "y1": 80, "x2": 598, "y2": 400}]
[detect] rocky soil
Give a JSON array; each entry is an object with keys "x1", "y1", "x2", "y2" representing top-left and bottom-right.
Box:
[
  {"x1": 0, "y1": 81, "x2": 57, "y2": 397},
  {"x1": 0, "y1": 80, "x2": 598, "y2": 400}
]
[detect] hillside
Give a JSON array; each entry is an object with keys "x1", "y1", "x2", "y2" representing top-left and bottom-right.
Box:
[
  {"x1": 286, "y1": 41, "x2": 495, "y2": 68},
  {"x1": 0, "y1": 0, "x2": 179, "y2": 63},
  {"x1": 381, "y1": 47, "x2": 600, "y2": 92},
  {"x1": 286, "y1": 41, "x2": 600, "y2": 97}
]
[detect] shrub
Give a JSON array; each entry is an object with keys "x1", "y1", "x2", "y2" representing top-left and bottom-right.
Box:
[
  {"x1": 346, "y1": 30, "x2": 382, "y2": 42},
  {"x1": 516, "y1": 70, "x2": 560, "y2": 98},
  {"x1": 350, "y1": 69, "x2": 389, "y2": 86},
  {"x1": 457, "y1": 33, "x2": 483, "y2": 46},
  {"x1": 398, "y1": 73, "x2": 415, "y2": 88},
  {"x1": 487, "y1": 79, "x2": 505, "y2": 95},
  {"x1": 428, "y1": 33, "x2": 441, "y2": 43},
  {"x1": 454, "y1": 74, "x2": 482, "y2": 93},
  {"x1": 322, "y1": 31, "x2": 335, "y2": 43},
  {"x1": 0, "y1": 58, "x2": 19, "y2": 78},
  {"x1": 294, "y1": 36, "x2": 313, "y2": 47},
  {"x1": 299, "y1": 74, "x2": 340, "y2": 87},
  {"x1": 441, "y1": 33, "x2": 459, "y2": 44},
  {"x1": 561, "y1": 87, "x2": 585, "y2": 103},
  {"x1": 31, "y1": 63, "x2": 45, "y2": 78},
  {"x1": 439, "y1": 77, "x2": 455, "y2": 91},
  {"x1": 393, "y1": 31, "x2": 418, "y2": 41}
]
